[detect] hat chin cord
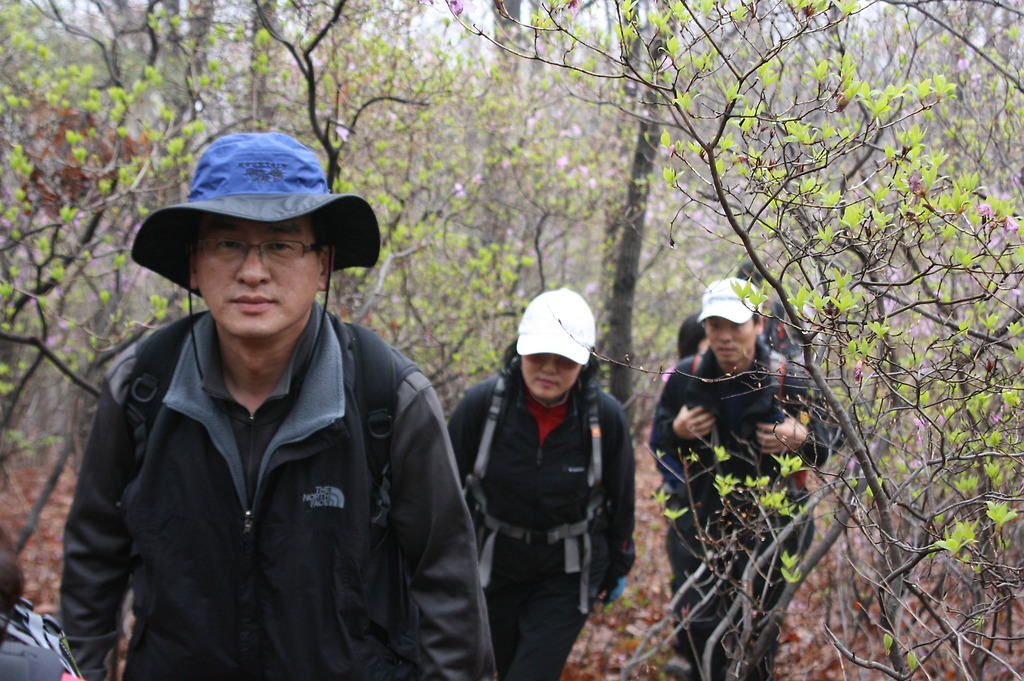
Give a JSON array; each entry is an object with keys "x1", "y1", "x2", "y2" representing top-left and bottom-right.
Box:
[
  {"x1": 300, "y1": 269, "x2": 331, "y2": 379},
  {"x1": 304, "y1": 245, "x2": 335, "y2": 377},
  {"x1": 187, "y1": 288, "x2": 205, "y2": 382}
]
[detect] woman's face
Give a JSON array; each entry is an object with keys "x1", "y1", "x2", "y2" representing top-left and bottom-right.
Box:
[{"x1": 520, "y1": 352, "x2": 584, "y2": 406}]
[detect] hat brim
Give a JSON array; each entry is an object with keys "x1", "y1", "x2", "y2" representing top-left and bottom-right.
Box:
[
  {"x1": 517, "y1": 334, "x2": 592, "y2": 366},
  {"x1": 132, "y1": 193, "x2": 380, "y2": 289}
]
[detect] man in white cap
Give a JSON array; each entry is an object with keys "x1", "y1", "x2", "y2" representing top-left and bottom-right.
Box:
[
  {"x1": 59, "y1": 132, "x2": 493, "y2": 681},
  {"x1": 652, "y1": 277, "x2": 832, "y2": 681}
]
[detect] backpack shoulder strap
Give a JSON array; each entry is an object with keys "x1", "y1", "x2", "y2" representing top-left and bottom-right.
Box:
[
  {"x1": 471, "y1": 374, "x2": 507, "y2": 481},
  {"x1": 462, "y1": 373, "x2": 506, "y2": 514},
  {"x1": 343, "y1": 321, "x2": 417, "y2": 528},
  {"x1": 583, "y1": 379, "x2": 603, "y2": 487},
  {"x1": 124, "y1": 315, "x2": 197, "y2": 468}
]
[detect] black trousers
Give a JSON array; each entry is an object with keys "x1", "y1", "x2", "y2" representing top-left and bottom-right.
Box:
[
  {"x1": 666, "y1": 516, "x2": 813, "y2": 681},
  {"x1": 484, "y1": 572, "x2": 592, "y2": 681}
]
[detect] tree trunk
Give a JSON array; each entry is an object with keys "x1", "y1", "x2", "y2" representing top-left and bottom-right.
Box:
[{"x1": 603, "y1": 118, "x2": 658, "y2": 415}]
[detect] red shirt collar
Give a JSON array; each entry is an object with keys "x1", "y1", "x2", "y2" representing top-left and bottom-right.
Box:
[{"x1": 525, "y1": 386, "x2": 569, "y2": 446}]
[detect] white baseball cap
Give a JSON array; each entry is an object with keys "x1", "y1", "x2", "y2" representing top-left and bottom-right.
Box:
[
  {"x1": 697, "y1": 277, "x2": 755, "y2": 324},
  {"x1": 516, "y1": 289, "x2": 596, "y2": 365}
]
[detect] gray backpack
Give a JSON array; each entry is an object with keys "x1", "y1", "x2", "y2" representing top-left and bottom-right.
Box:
[{"x1": 1, "y1": 597, "x2": 81, "y2": 677}]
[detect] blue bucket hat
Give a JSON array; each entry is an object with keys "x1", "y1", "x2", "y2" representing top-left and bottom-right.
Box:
[{"x1": 132, "y1": 132, "x2": 379, "y2": 289}]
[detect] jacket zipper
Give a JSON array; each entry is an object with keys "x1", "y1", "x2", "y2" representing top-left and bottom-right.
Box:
[{"x1": 243, "y1": 411, "x2": 257, "y2": 534}]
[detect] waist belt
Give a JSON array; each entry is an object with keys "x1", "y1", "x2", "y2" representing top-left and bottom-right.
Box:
[{"x1": 478, "y1": 513, "x2": 593, "y2": 614}]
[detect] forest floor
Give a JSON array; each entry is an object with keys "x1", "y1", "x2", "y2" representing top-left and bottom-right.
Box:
[{"x1": 0, "y1": 435, "x2": 935, "y2": 681}]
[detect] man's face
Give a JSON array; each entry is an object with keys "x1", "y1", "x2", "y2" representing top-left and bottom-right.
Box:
[
  {"x1": 703, "y1": 315, "x2": 764, "y2": 374},
  {"x1": 190, "y1": 214, "x2": 329, "y2": 349}
]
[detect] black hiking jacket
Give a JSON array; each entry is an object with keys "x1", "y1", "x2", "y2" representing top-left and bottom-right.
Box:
[
  {"x1": 59, "y1": 310, "x2": 493, "y2": 681},
  {"x1": 448, "y1": 364, "x2": 635, "y2": 591}
]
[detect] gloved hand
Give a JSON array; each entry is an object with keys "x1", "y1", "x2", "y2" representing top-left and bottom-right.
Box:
[{"x1": 602, "y1": 576, "x2": 627, "y2": 603}]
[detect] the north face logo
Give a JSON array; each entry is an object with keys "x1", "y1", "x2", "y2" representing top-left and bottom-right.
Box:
[{"x1": 303, "y1": 486, "x2": 345, "y2": 509}]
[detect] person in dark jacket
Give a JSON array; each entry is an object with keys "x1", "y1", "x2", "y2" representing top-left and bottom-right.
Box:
[
  {"x1": 448, "y1": 288, "x2": 636, "y2": 681},
  {"x1": 649, "y1": 312, "x2": 707, "y2": 681},
  {"x1": 653, "y1": 278, "x2": 833, "y2": 681},
  {"x1": 652, "y1": 312, "x2": 708, "y2": 489},
  {"x1": 58, "y1": 133, "x2": 493, "y2": 681}
]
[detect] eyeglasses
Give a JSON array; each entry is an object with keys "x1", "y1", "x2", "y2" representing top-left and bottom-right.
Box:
[{"x1": 195, "y1": 239, "x2": 320, "y2": 265}]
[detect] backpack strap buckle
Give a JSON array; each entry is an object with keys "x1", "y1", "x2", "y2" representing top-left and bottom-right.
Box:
[{"x1": 366, "y1": 409, "x2": 394, "y2": 440}]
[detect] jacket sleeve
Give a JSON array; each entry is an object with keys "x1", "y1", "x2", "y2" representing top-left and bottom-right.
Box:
[
  {"x1": 653, "y1": 360, "x2": 697, "y2": 485},
  {"x1": 779, "y1": 367, "x2": 837, "y2": 468},
  {"x1": 59, "y1": 348, "x2": 139, "y2": 681},
  {"x1": 388, "y1": 372, "x2": 494, "y2": 681},
  {"x1": 648, "y1": 374, "x2": 677, "y2": 487},
  {"x1": 599, "y1": 392, "x2": 636, "y2": 587}
]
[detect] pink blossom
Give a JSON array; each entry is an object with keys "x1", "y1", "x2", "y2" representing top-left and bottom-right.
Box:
[
  {"x1": 1005, "y1": 215, "x2": 1020, "y2": 232},
  {"x1": 556, "y1": 156, "x2": 569, "y2": 170},
  {"x1": 977, "y1": 203, "x2": 993, "y2": 219},
  {"x1": 452, "y1": 182, "x2": 466, "y2": 198},
  {"x1": 907, "y1": 171, "x2": 924, "y2": 195},
  {"x1": 449, "y1": 0, "x2": 464, "y2": 15}
]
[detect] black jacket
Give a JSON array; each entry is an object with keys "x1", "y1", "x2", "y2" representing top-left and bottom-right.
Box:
[
  {"x1": 653, "y1": 338, "x2": 833, "y2": 538},
  {"x1": 448, "y1": 364, "x2": 635, "y2": 590},
  {"x1": 59, "y1": 311, "x2": 493, "y2": 681}
]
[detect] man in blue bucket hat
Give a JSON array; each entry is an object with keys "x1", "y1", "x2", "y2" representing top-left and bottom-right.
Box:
[{"x1": 59, "y1": 133, "x2": 494, "y2": 681}]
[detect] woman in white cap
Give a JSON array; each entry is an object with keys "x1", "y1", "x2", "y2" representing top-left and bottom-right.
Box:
[{"x1": 448, "y1": 288, "x2": 636, "y2": 681}]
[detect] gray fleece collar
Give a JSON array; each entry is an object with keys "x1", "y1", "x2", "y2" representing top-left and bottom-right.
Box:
[{"x1": 162, "y1": 307, "x2": 345, "y2": 507}]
